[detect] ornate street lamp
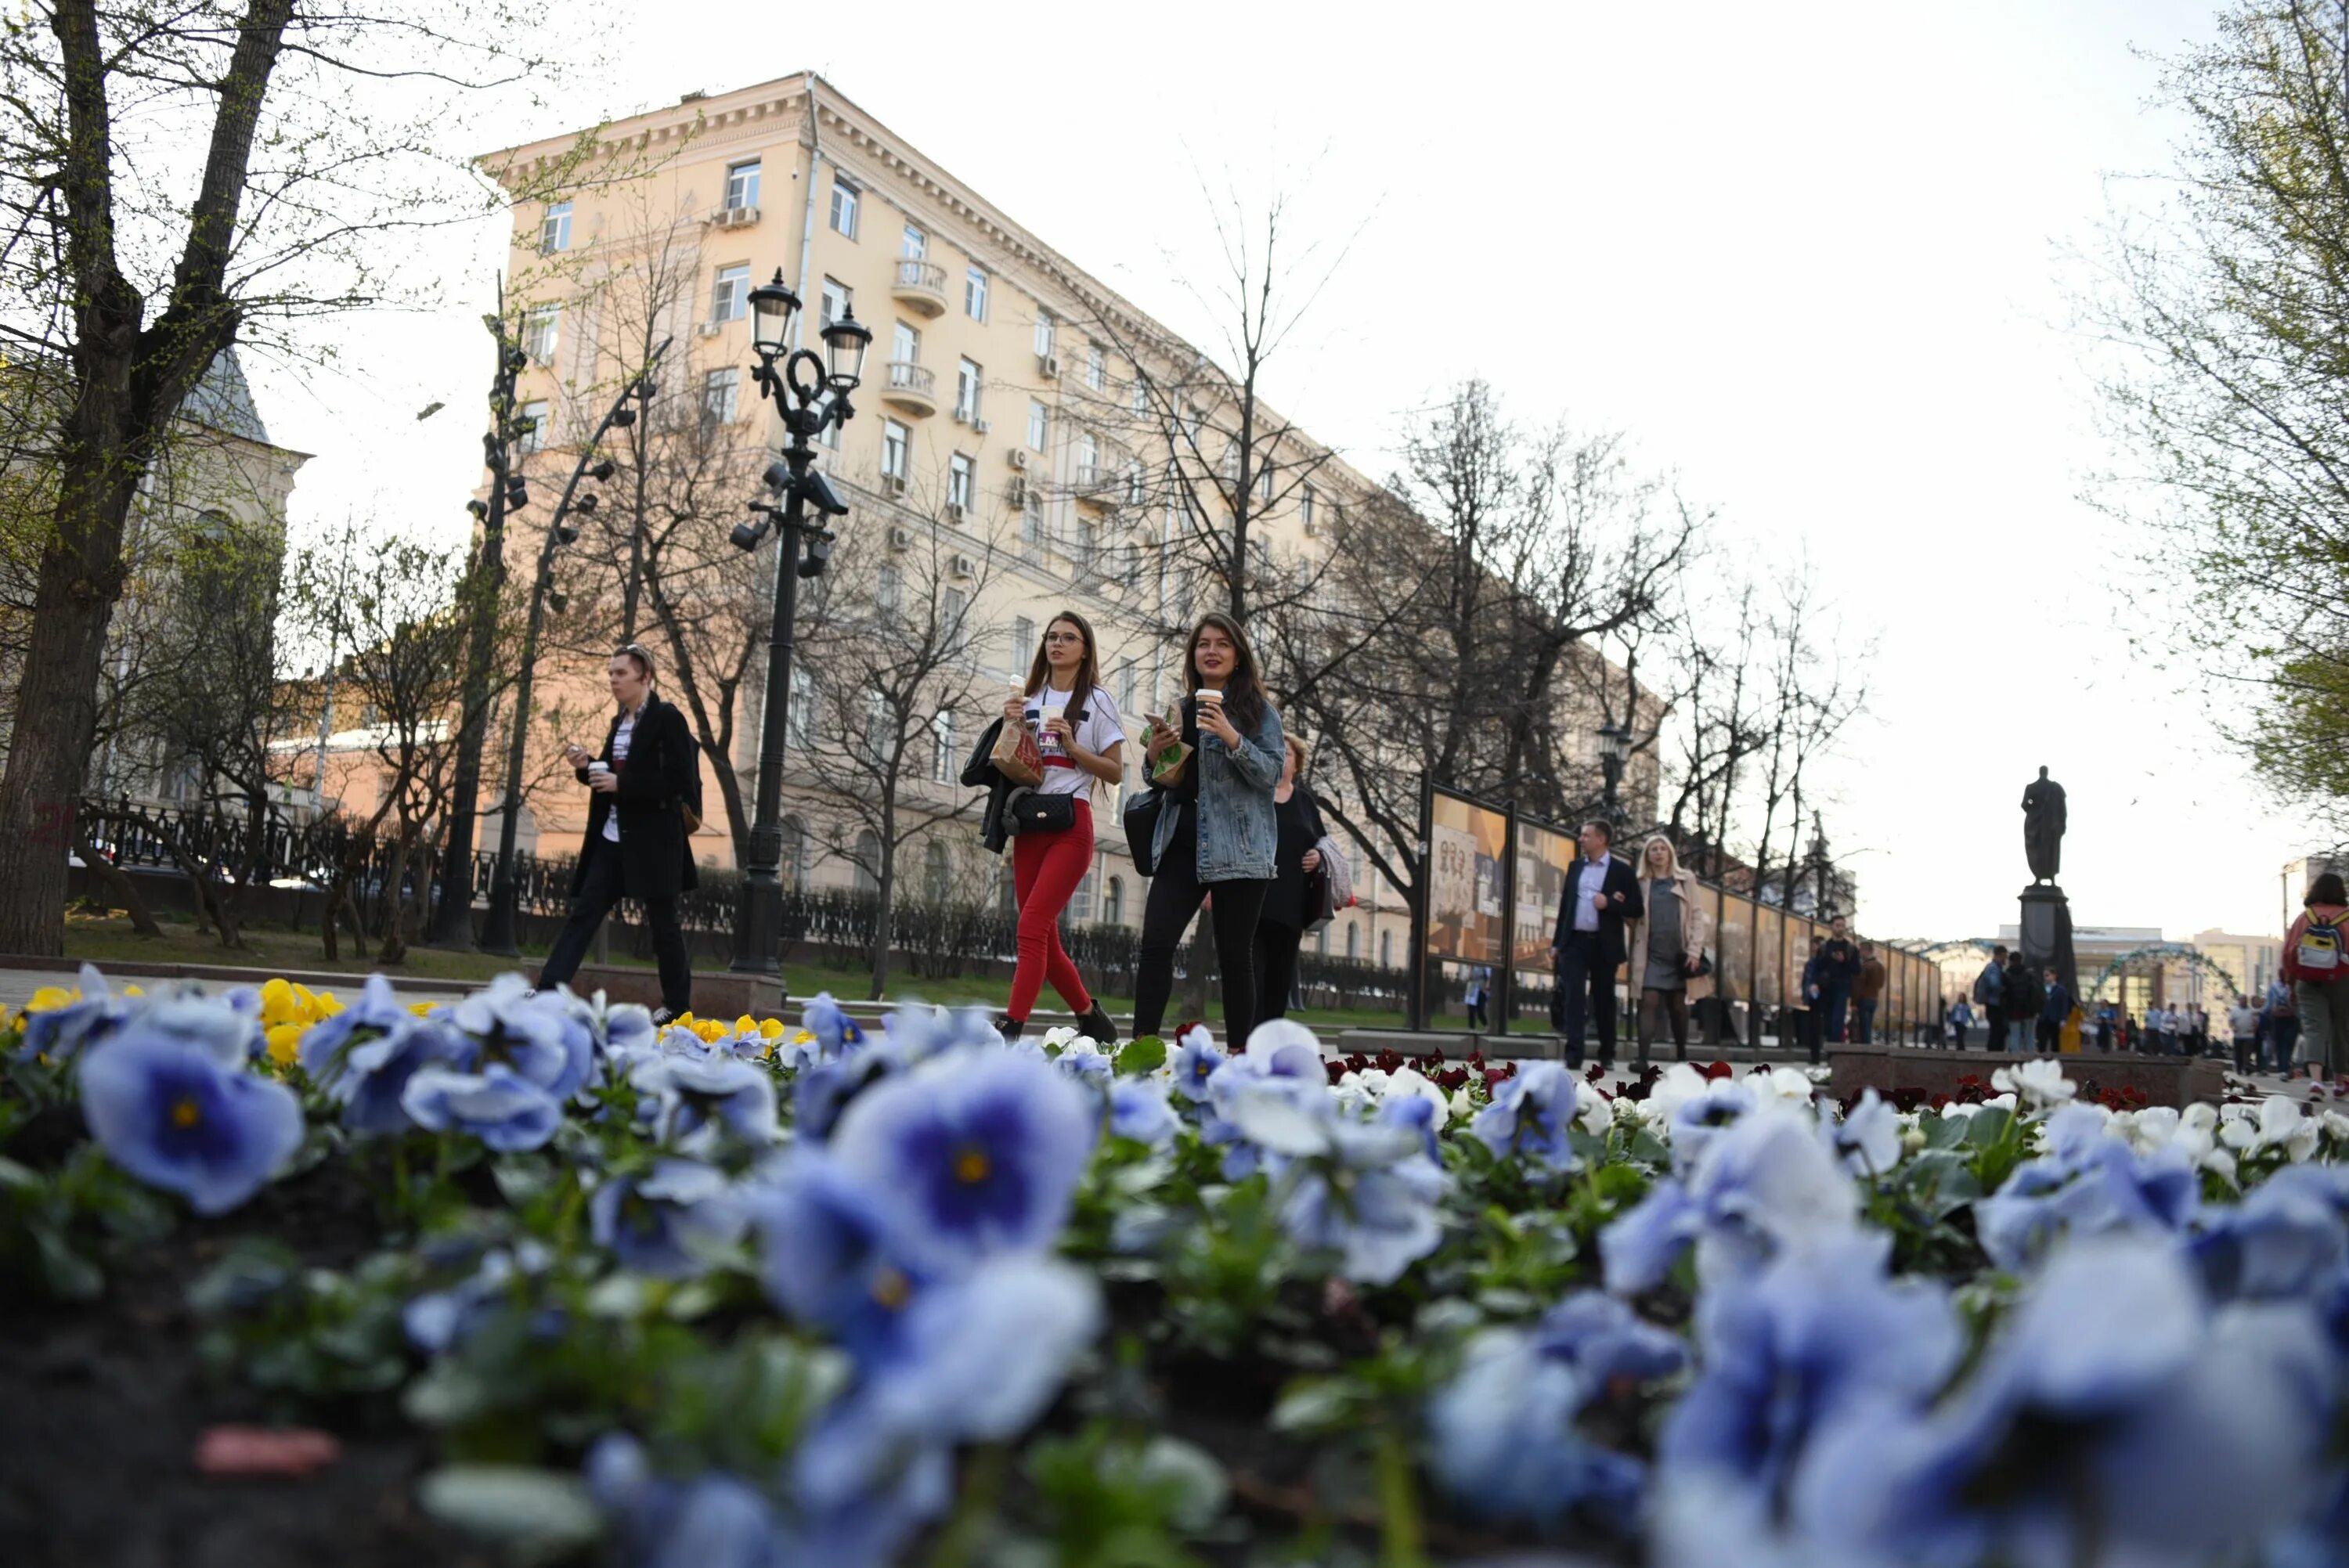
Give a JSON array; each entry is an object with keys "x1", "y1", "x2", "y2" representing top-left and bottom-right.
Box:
[
  {"x1": 730, "y1": 272, "x2": 868, "y2": 975},
  {"x1": 1597, "y1": 719, "x2": 1633, "y2": 825}
]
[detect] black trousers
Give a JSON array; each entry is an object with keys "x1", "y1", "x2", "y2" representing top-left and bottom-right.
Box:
[
  {"x1": 1986, "y1": 1013, "x2": 2008, "y2": 1053},
  {"x1": 539, "y1": 838, "x2": 692, "y2": 1015},
  {"x1": 1135, "y1": 809, "x2": 1271, "y2": 1043},
  {"x1": 1465, "y1": 997, "x2": 1488, "y2": 1029},
  {"x1": 1252, "y1": 920, "x2": 1304, "y2": 1025},
  {"x1": 1556, "y1": 933, "x2": 1618, "y2": 1067}
]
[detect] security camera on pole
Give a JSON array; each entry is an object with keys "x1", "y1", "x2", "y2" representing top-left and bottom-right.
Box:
[{"x1": 727, "y1": 270, "x2": 872, "y2": 976}]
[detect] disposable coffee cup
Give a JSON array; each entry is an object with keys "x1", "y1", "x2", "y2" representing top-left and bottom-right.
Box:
[
  {"x1": 1196, "y1": 687, "x2": 1224, "y2": 709},
  {"x1": 588, "y1": 760, "x2": 611, "y2": 774}
]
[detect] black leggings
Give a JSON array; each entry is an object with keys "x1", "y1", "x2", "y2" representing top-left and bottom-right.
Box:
[
  {"x1": 539, "y1": 838, "x2": 692, "y2": 1015},
  {"x1": 1135, "y1": 808, "x2": 1270, "y2": 1043},
  {"x1": 1253, "y1": 920, "x2": 1304, "y2": 1024}
]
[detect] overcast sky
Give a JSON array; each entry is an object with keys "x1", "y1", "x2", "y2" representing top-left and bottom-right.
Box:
[{"x1": 246, "y1": 0, "x2": 2300, "y2": 943}]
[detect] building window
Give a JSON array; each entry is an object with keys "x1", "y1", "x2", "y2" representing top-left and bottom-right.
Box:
[
  {"x1": 1125, "y1": 459, "x2": 1145, "y2": 506},
  {"x1": 1131, "y1": 375, "x2": 1149, "y2": 415},
  {"x1": 1301, "y1": 484, "x2": 1317, "y2": 535},
  {"x1": 539, "y1": 200, "x2": 571, "y2": 254},
  {"x1": 1345, "y1": 922, "x2": 1359, "y2": 961},
  {"x1": 882, "y1": 420, "x2": 909, "y2": 479},
  {"x1": 780, "y1": 814, "x2": 809, "y2": 888},
  {"x1": 516, "y1": 400, "x2": 547, "y2": 454},
  {"x1": 1027, "y1": 399, "x2": 1048, "y2": 452},
  {"x1": 829, "y1": 178, "x2": 860, "y2": 237},
  {"x1": 1071, "y1": 866, "x2": 1096, "y2": 924},
  {"x1": 1034, "y1": 312, "x2": 1055, "y2": 359},
  {"x1": 1380, "y1": 929, "x2": 1393, "y2": 968},
  {"x1": 1085, "y1": 341, "x2": 1106, "y2": 390},
  {"x1": 712, "y1": 264, "x2": 749, "y2": 323},
  {"x1": 724, "y1": 159, "x2": 761, "y2": 211},
  {"x1": 1020, "y1": 494, "x2": 1041, "y2": 546},
  {"x1": 1077, "y1": 431, "x2": 1098, "y2": 487},
  {"x1": 862, "y1": 691, "x2": 891, "y2": 762},
  {"x1": 853, "y1": 829, "x2": 882, "y2": 893},
  {"x1": 701, "y1": 367, "x2": 739, "y2": 426},
  {"x1": 821, "y1": 276, "x2": 852, "y2": 330},
  {"x1": 944, "y1": 586, "x2": 967, "y2": 636},
  {"x1": 965, "y1": 268, "x2": 988, "y2": 320},
  {"x1": 924, "y1": 839, "x2": 951, "y2": 902},
  {"x1": 876, "y1": 563, "x2": 901, "y2": 615},
  {"x1": 788, "y1": 667, "x2": 816, "y2": 748},
  {"x1": 1104, "y1": 875, "x2": 1124, "y2": 927},
  {"x1": 523, "y1": 303, "x2": 560, "y2": 365},
  {"x1": 931, "y1": 712, "x2": 956, "y2": 784},
  {"x1": 948, "y1": 452, "x2": 974, "y2": 510},
  {"x1": 901, "y1": 223, "x2": 926, "y2": 259},
  {"x1": 1011, "y1": 616, "x2": 1034, "y2": 676},
  {"x1": 893, "y1": 319, "x2": 919, "y2": 366},
  {"x1": 955, "y1": 358, "x2": 982, "y2": 422}
]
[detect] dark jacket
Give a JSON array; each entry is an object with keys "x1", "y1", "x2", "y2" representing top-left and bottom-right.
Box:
[
  {"x1": 2041, "y1": 982, "x2": 2073, "y2": 1026},
  {"x1": 1553, "y1": 853, "x2": 1644, "y2": 968},
  {"x1": 572, "y1": 697, "x2": 701, "y2": 900},
  {"x1": 961, "y1": 716, "x2": 1016, "y2": 853},
  {"x1": 2003, "y1": 961, "x2": 2040, "y2": 1022}
]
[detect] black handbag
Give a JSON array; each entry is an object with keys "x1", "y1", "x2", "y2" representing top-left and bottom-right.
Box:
[
  {"x1": 1122, "y1": 788, "x2": 1164, "y2": 874},
  {"x1": 1006, "y1": 790, "x2": 1078, "y2": 835}
]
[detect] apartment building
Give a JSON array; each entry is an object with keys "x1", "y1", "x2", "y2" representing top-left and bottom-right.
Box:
[{"x1": 477, "y1": 74, "x2": 1647, "y2": 963}]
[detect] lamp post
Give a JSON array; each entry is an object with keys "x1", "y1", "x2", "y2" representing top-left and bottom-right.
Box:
[
  {"x1": 729, "y1": 269, "x2": 871, "y2": 975},
  {"x1": 476, "y1": 342, "x2": 671, "y2": 956},
  {"x1": 1596, "y1": 719, "x2": 1632, "y2": 826}
]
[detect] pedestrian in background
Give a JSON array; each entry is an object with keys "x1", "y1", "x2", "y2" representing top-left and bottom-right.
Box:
[
  {"x1": 1853, "y1": 941, "x2": 1886, "y2": 1044},
  {"x1": 1795, "y1": 936, "x2": 1824, "y2": 1062},
  {"x1": 1549, "y1": 819, "x2": 1643, "y2": 1070},
  {"x1": 1947, "y1": 994, "x2": 1973, "y2": 1049},
  {"x1": 2001, "y1": 950, "x2": 2038, "y2": 1053},
  {"x1": 1813, "y1": 917, "x2": 1862, "y2": 1044},
  {"x1": 1251, "y1": 733, "x2": 1326, "y2": 1028},
  {"x1": 1626, "y1": 834, "x2": 1710, "y2": 1067},
  {"x1": 1975, "y1": 945, "x2": 2009, "y2": 1052},
  {"x1": 2265, "y1": 975, "x2": 2300, "y2": 1076},
  {"x1": 2284, "y1": 871, "x2": 2349, "y2": 1081},
  {"x1": 1463, "y1": 965, "x2": 1489, "y2": 1031},
  {"x1": 2093, "y1": 1000, "x2": 2116, "y2": 1053},
  {"x1": 2035, "y1": 967, "x2": 2070, "y2": 1052},
  {"x1": 2228, "y1": 995, "x2": 2261, "y2": 1076}
]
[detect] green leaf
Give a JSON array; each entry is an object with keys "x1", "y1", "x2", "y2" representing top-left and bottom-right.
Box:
[
  {"x1": 1963, "y1": 1108, "x2": 2013, "y2": 1149},
  {"x1": 1268, "y1": 1378, "x2": 1358, "y2": 1433},
  {"x1": 1923, "y1": 1113, "x2": 1970, "y2": 1151},
  {"x1": 1116, "y1": 1035, "x2": 1167, "y2": 1077},
  {"x1": 417, "y1": 1465, "x2": 602, "y2": 1560},
  {"x1": 1135, "y1": 1436, "x2": 1228, "y2": 1530}
]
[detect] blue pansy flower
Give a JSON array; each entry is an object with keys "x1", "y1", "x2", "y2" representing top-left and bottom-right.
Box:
[
  {"x1": 1470, "y1": 1060, "x2": 1582, "y2": 1170},
  {"x1": 791, "y1": 1051, "x2": 904, "y2": 1144},
  {"x1": 1204, "y1": 1051, "x2": 1335, "y2": 1180},
  {"x1": 590, "y1": 1158, "x2": 747, "y2": 1279},
  {"x1": 1603, "y1": 1105, "x2": 1859, "y2": 1294},
  {"x1": 1376, "y1": 1088, "x2": 1445, "y2": 1162},
  {"x1": 1532, "y1": 1289, "x2": 1691, "y2": 1389},
  {"x1": 827, "y1": 1050, "x2": 1095, "y2": 1274},
  {"x1": 1169, "y1": 1028, "x2": 1225, "y2": 1102},
  {"x1": 1975, "y1": 1111, "x2": 2198, "y2": 1274},
  {"x1": 1824, "y1": 1088, "x2": 1902, "y2": 1177},
  {"x1": 630, "y1": 1052, "x2": 779, "y2": 1150},
  {"x1": 298, "y1": 974, "x2": 467, "y2": 1134},
  {"x1": 402, "y1": 1242, "x2": 552, "y2": 1352},
  {"x1": 1665, "y1": 1076, "x2": 1758, "y2": 1170},
  {"x1": 450, "y1": 973, "x2": 596, "y2": 1100},
  {"x1": 77, "y1": 1019, "x2": 305, "y2": 1214},
  {"x1": 1427, "y1": 1321, "x2": 1653, "y2": 1531},
  {"x1": 1239, "y1": 1018, "x2": 1326, "y2": 1080},
  {"x1": 586, "y1": 1433, "x2": 791, "y2": 1568},
  {"x1": 399, "y1": 1063, "x2": 564, "y2": 1152},
  {"x1": 1803, "y1": 1235, "x2": 2336, "y2": 1568},
  {"x1": 1054, "y1": 1043, "x2": 1113, "y2": 1087},
  {"x1": 1661, "y1": 1231, "x2": 1958, "y2": 1515},
  {"x1": 746, "y1": 1148, "x2": 930, "y2": 1361},
  {"x1": 1275, "y1": 1119, "x2": 1449, "y2": 1285},
  {"x1": 1108, "y1": 1078, "x2": 1179, "y2": 1146},
  {"x1": 801, "y1": 991, "x2": 866, "y2": 1060},
  {"x1": 2190, "y1": 1162, "x2": 2349, "y2": 1303},
  {"x1": 19, "y1": 963, "x2": 142, "y2": 1063}
]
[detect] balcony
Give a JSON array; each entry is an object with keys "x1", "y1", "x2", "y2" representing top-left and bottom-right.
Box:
[
  {"x1": 890, "y1": 258, "x2": 948, "y2": 318},
  {"x1": 1071, "y1": 466, "x2": 1120, "y2": 513},
  {"x1": 882, "y1": 360, "x2": 938, "y2": 417}
]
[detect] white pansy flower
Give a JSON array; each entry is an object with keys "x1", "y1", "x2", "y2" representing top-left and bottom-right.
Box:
[
  {"x1": 1754, "y1": 1066, "x2": 1817, "y2": 1105},
  {"x1": 1991, "y1": 1057, "x2": 2076, "y2": 1108},
  {"x1": 1644, "y1": 1063, "x2": 1715, "y2": 1126},
  {"x1": 1574, "y1": 1080, "x2": 1615, "y2": 1137},
  {"x1": 1383, "y1": 1065, "x2": 1453, "y2": 1130},
  {"x1": 1449, "y1": 1086, "x2": 1478, "y2": 1120},
  {"x1": 1041, "y1": 1025, "x2": 1081, "y2": 1051}
]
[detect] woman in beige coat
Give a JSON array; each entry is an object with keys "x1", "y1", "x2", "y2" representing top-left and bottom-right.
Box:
[{"x1": 1626, "y1": 834, "x2": 1714, "y2": 1065}]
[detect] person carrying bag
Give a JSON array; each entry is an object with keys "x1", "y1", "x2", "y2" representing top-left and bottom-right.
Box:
[{"x1": 987, "y1": 611, "x2": 1122, "y2": 1045}]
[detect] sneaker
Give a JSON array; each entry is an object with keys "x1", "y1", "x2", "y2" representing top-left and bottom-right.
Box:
[
  {"x1": 650, "y1": 1007, "x2": 680, "y2": 1028},
  {"x1": 1077, "y1": 1002, "x2": 1119, "y2": 1046},
  {"x1": 995, "y1": 1015, "x2": 1025, "y2": 1042}
]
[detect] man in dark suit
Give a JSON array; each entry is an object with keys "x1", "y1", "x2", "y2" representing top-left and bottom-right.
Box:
[
  {"x1": 1549, "y1": 820, "x2": 1644, "y2": 1069},
  {"x1": 537, "y1": 644, "x2": 703, "y2": 1022}
]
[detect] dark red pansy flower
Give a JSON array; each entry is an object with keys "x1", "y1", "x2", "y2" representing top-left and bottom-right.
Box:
[
  {"x1": 1325, "y1": 1061, "x2": 1350, "y2": 1086},
  {"x1": 1701, "y1": 1061, "x2": 1734, "y2": 1082},
  {"x1": 1482, "y1": 1066, "x2": 1513, "y2": 1090},
  {"x1": 1436, "y1": 1067, "x2": 1468, "y2": 1090}
]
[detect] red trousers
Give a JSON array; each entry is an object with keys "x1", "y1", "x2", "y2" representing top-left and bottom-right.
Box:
[{"x1": 1008, "y1": 798, "x2": 1095, "y2": 1022}]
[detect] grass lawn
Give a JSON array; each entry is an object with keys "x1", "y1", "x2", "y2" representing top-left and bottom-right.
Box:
[{"x1": 59, "y1": 910, "x2": 1481, "y2": 1036}]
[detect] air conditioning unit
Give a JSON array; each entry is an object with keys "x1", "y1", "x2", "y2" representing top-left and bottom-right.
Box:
[
  {"x1": 1004, "y1": 477, "x2": 1027, "y2": 506},
  {"x1": 880, "y1": 474, "x2": 907, "y2": 498},
  {"x1": 1007, "y1": 448, "x2": 1030, "y2": 471},
  {"x1": 1037, "y1": 354, "x2": 1059, "y2": 380},
  {"x1": 714, "y1": 206, "x2": 760, "y2": 228},
  {"x1": 949, "y1": 553, "x2": 975, "y2": 579},
  {"x1": 696, "y1": 322, "x2": 724, "y2": 338},
  {"x1": 887, "y1": 524, "x2": 912, "y2": 551},
  {"x1": 943, "y1": 502, "x2": 965, "y2": 525},
  {"x1": 973, "y1": 417, "x2": 990, "y2": 435}
]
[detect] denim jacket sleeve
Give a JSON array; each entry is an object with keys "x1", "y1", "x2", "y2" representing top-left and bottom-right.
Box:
[{"x1": 1221, "y1": 705, "x2": 1282, "y2": 790}]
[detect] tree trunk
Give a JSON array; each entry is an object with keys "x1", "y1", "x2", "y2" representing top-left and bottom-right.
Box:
[
  {"x1": 70, "y1": 824, "x2": 161, "y2": 936},
  {"x1": 868, "y1": 846, "x2": 895, "y2": 1001},
  {"x1": 378, "y1": 835, "x2": 412, "y2": 964}
]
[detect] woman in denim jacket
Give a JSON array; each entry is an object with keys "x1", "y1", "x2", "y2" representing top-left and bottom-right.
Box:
[{"x1": 1135, "y1": 612, "x2": 1283, "y2": 1043}]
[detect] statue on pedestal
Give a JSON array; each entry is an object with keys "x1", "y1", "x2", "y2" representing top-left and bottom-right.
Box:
[{"x1": 2022, "y1": 766, "x2": 2066, "y2": 885}]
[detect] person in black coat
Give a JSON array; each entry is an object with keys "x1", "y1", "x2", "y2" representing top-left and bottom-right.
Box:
[
  {"x1": 1548, "y1": 820, "x2": 1644, "y2": 1069},
  {"x1": 1252, "y1": 734, "x2": 1328, "y2": 1025},
  {"x1": 537, "y1": 644, "x2": 702, "y2": 1020}
]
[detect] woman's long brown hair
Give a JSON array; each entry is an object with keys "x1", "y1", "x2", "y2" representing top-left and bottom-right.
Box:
[
  {"x1": 1185, "y1": 611, "x2": 1267, "y2": 733},
  {"x1": 1021, "y1": 609, "x2": 1102, "y2": 705}
]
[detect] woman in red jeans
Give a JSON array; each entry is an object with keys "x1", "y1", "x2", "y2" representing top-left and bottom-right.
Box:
[{"x1": 996, "y1": 611, "x2": 1124, "y2": 1044}]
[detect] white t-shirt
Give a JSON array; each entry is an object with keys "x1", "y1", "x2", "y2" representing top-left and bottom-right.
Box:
[
  {"x1": 1022, "y1": 683, "x2": 1123, "y2": 797},
  {"x1": 601, "y1": 708, "x2": 638, "y2": 843}
]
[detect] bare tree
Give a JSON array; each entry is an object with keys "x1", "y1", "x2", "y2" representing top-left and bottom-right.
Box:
[
  {"x1": 1743, "y1": 568, "x2": 1870, "y2": 910},
  {"x1": 795, "y1": 475, "x2": 1011, "y2": 1000}
]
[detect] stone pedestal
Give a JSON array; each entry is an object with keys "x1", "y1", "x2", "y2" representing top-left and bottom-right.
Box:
[
  {"x1": 570, "y1": 964, "x2": 786, "y2": 1019},
  {"x1": 2019, "y1": 882, "x2": 2079, "y2": 1005},
  {"x1": 1828, "y1": 1042, "x2": 2224, "y2": 1108}
]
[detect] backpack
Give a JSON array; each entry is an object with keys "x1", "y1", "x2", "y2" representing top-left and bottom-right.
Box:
[{"x1": 2300, "y1": 916, "x2": 2343, "y2": 975}]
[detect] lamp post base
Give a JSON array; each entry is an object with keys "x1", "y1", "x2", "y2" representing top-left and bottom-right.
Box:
[
  {"x1": 476, "y1": 876, "x2": 522, "y2": 959},
  {"x1": 731, "y1": 865, "x2": 784, "y2": 977}
]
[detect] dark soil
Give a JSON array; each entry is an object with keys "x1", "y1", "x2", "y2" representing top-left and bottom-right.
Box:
[{"x1": 0, "y1": 1157, "x2": 495, "y2": 1568}]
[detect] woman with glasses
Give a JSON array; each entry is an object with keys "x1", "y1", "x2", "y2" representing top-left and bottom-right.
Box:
[
  {"x1": 1135, "y1": 612, "x2": 1283, "y2": 1045},
  {"x1": 536, "y1": 644, "x2": 702, "y2": 1022},
  {"x1": 993, "y1": 611, "x2": 1123, "y2": 1044}
]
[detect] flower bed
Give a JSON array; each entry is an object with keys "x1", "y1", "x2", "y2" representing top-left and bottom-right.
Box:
[{"x1": 3, "y1": 965, "x2": 2346, "y2": 1566}]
